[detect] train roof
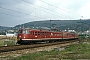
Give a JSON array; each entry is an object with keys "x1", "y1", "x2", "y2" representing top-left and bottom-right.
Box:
[
  {"x1": 19, "y1": 28, "x2": 77, "y2": 33},
  {"x1": 19, "y1": 28, "x2": 61, "y2": 32}
]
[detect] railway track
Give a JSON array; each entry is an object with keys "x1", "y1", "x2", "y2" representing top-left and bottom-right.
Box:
[{"x1": 0, "y1": 40, "x2": 78, "y2": 53}]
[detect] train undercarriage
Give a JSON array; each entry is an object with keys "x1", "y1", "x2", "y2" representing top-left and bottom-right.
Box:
[{"x1": 17, "y1": 38, "x2": 78, "y2": 45}]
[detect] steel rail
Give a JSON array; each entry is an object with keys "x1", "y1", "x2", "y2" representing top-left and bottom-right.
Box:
[{"x1": 0, "y1": 40, "x2": 78, "y2": 53}]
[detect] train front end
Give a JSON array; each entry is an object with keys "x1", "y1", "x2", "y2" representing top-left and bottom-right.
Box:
[{"x1": 17, "y1": 29, "x2": 30, "y2": 44}]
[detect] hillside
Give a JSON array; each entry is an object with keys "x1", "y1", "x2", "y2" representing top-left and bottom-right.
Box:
[
  {"x1": 0, "y1": 26, "x2": 10, "y2": 30},
  {"x1": 14, "y1": 19, "x2": 90, "y2": 32}
]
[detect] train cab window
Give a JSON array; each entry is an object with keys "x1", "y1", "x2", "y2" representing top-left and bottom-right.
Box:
[
  {"x1": 19, "y1": 29, "x2": 30, "y2": 34},
  {"x1": 19, "y1": 29, "x2": 23, "y2": 34},
  {"x1": 25, "y1": 30, "x2": 30, "y2": 34},
  {"x1": 22, "y1": 30, "x2": 25, "y2": 34}
]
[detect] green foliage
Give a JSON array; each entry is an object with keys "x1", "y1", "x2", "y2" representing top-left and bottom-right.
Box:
[
  {"x1": 0, "y1": 40, "x2": 17, "y2": 46},
  {"x1": 14, "y1": 19, "x2": 90, "y2": 32},
  {"x1": 0, "y1": 40, "x2": 4, "y2": 46},
  {"x1": 62, "y1": 43, "x2": 90, "y2": 59},
  {"x1": 11, "y1": 42, "x2": 90, "y2": 60}
]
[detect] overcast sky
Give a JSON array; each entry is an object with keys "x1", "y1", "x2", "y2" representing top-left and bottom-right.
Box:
[{"x1": 0, "y1": 0, "x2": 90, "y2": 27}]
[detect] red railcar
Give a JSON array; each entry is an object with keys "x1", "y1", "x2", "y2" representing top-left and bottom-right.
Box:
[{"x1": 17, "y1": 28, "x2": 78, "y2": 44}]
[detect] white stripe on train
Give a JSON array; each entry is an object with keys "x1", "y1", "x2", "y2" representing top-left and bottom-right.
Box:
[{"x1": 22, "y1": 37, "x2": 78, "y2": 40}]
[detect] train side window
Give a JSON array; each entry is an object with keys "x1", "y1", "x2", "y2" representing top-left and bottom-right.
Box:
[
  {"x1": 46, "y1": 32, "x2": 48, "y2": 36},
  {"x1": 45, "y1": 32, "x2": 47, "y2": 35},
  {"x1": 47, "y1": 32, "x2": 50, "y2": 36},
  {"x1": 42, "y1": 32, "x2": 44, "y2": 35},
  {"x1": 57, "y1": 34, "x2": 59, "y2": 36},
  {"x1": 30, "y1": 31, "x2": 33, "y2": 35},
  {"x1": 45, "y1": 32, "x2": 46, "y2": 35},
  {"x1": 31, "y1": 32, "x2": 34, "y2": 35},
  {"x1": 38, "y1": 32, "x2": 40, "y2": 35},
  {"x1": 35, "y1": 32, "x2": 37, "y2": 35},
  {"x1": 33, "y1": 32, "x2": 34, "y2": 35},
  {"x1": 48, "y1": 33, "x2": 50, "y2": 36},
  {"x1": 54, "y1": 33, "x2": 56, "y2": 36},
  {"x1": 41, "y1": 32, "x2": 43, "y2": 35},
  {"x1": 59, "y1": 34, "x2": 62, "y2": 36}
]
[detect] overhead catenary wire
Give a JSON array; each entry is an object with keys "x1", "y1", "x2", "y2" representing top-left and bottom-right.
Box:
[
  {"x1": 20, "y1": 0, "x2": 73, "y2": 19},
  {"x1": 0, "y1": 2, "x2": 46, "y2": 20},
  {"x1": 0, "y1": 6, "x2": 28, "y2": 15},
  {"x1": 0, "y1": 12, "x2": 45, "y2": 22},
  {"x1": 0, "y1": 5, "x2": 46, "y2": 20},
  {"x1": 0, "y1": 2, "x2": 31, "y2": 13},
  {"x1": 13, "y1": 0, "x2": 61, "y2": 19},
  {"x1": 0, "y1": 0, "x2": 74, "y2": 20},
  {"x1": 0, "y1": 0, "x2": 79, "y2": 21},
  {"x1": 0, "y1": 12, "x2": 22, "y2": 18},
  {"x1": 39, "y1": 0, "x2": 81, "y2": 17},
  {"x1": 0, "y1": 0, "x2": 59, "y2": 20},
  {"x1": 13, "y1": 0, "x2": 70, "y2": 19}
]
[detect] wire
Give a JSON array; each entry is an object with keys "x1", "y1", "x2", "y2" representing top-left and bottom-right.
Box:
[
  {"x1": 14, "y1": 0, "x2": 63, "y2": 19},
  {"x1": 0, "y1": 0, "x2": 75, "y2": 20},
  {"x1": 0, "y1": 12, "x2": 45, "y2": 21},
  {"x1": 0, "y1": 6, "x2": 29, "y2": 15},
  {"x1": 0, "y1": 12, "x2": 21, "y2": 17},
  {"x1": 13, "y1": 0, "x2": 59, "y2": 19},
  {"x1": 20, "y1": 0, "x2": 73, "y2": 19},
  {"x1": 39, "y1": 0, "x2": 81, "y2": 17},
  {"x1": 0, "y1": 2, "x2": 31, "y2": 13},
  {"x1": 0, "y1": 6, "x2": 46, "y2": 19},
  {"x1": 14, "y1": 0, "x2": 62, "y2": 19}
]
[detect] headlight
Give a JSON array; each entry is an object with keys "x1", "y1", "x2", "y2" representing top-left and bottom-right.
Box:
[{"x1": 24, "y1": 36, "x2": 25, "y2": 38}]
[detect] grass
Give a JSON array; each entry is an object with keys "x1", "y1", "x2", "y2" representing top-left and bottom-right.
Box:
[
  {"x1": 60, "y1": 43, "x2": 90, "y2": 59},
  {"x1": 0, "y1": 40, "x2": 4, "y2": 46},
  {"x1": 1, "y1": 36, "x2": 90, "y2": 60},
  {"x1": 0, "y1": 39, "x2": 17, "y2": 46},
  {"x1": 6, "y1": 42, "x2": 90, "y2": 60},
  {"x1": 10, "y1": 50, "x2": 60, "y2": 60},
  {"x1": 0, "y1": 36, "x2": 17, "y2": 46}
]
